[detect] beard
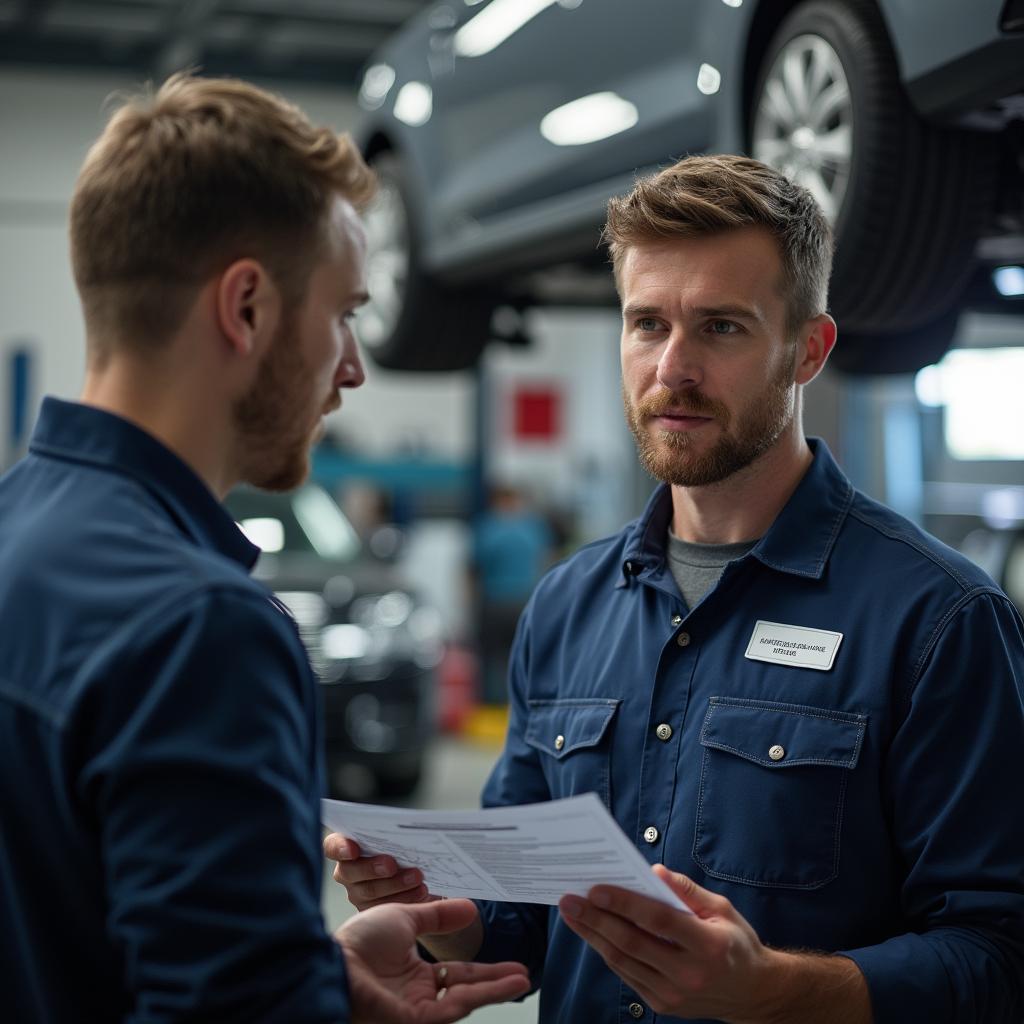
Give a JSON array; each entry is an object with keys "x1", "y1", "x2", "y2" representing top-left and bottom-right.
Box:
[
  {"x1": 233, "y1": 310, "x2": 327, "y2": 492},
  {"x1": 624, "y1": 351, "x2": 796, "y2": 487}
]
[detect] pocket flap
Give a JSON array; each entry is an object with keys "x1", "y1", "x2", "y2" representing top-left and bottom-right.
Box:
[
  {"x1": 525, "y1": 699, "x2": 619, "y2": 759},
  {"x1": 700, "y1": 698, "x2": 866, "y2": 769}
]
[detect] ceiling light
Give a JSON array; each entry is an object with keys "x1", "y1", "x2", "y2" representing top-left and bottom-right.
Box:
[
  {"x1": 359, "y1": 63, "x2": 396, "y2": 110},
  {"x1": 697, "y1": 63, "x2": 722, "y2": 95},
  {"x1": 393, "y1": 81, "x2": 433, "y2": 127},
  {"x1": 455, "y1": 0, "x2": 557, "y2": 58}
]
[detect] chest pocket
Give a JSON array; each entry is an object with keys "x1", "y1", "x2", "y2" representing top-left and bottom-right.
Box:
[
  {"x1": 524, "y1": 699, "x2": 620, "y2": 809},
  {"x1": 693, "y1": 697, "x2": 866, "y2": 890}
]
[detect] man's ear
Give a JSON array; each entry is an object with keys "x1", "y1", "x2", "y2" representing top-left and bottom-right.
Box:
[
  {"x1": 794, "y1": 314, "x2": 837, "y2": 386},
  {"x1": 215, "y1": 259, "x2": 280, "y2": 358}
]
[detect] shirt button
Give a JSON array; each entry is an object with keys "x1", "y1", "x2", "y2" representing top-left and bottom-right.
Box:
[
  {"x1": 671, "y1": 614, "x2": 683, "y2": 627},
  {"x1": 555, "y1": 735, "x2": 565, "y2": 751},
  {"x1": 629, "y1": 1003, "x2": 645, "y2": 1019},
  {"x1": 769, "y1": 744, "x2": 785, "y2": 761},
  {"x1": 643, "y1": 826, "x2": 659, "y2": 844},
  {"x1": 656, "y1": 723, "x2": 673, "y2": 741},
  {"x1": 676, "y1": 632, "x2": 691, "y2": 647}
]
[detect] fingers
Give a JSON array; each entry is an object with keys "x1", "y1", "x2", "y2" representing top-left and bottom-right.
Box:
[
  {"x1": 324, "y1": 834, "x2": 427, "y2": 910},
  {"x1": 323, "y1": 832, "x2": 359, "y2": 862},
  {"x1": 401, "y1": 897, "x2": 480, "y2": 937},
  {"x1": 559, "y1": 895, "x2": 687, "y2": 979},
  {"x1": 652, "y1": 864, "x2": 733, "y2": 920},
  {"x1": 335, "y1": 868, "x2": 428, "y2": 910},
  {"x1": 421, "y1": 963, "x2": 530, "y2": 1024},
  {"x1": 558, "y1": 912, "x2": 673, "y2": 999}
]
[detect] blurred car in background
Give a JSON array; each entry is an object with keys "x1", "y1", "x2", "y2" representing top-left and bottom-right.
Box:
[
  {"x1": 354, "y1": 0, "x2": 1024, "y2": 375},
  {"x1": 958, "y1": 487, "x2": 1024, "y2": 617},
  {"x1": 226, "y1": 484, "x2": 443, "y2": 800}
]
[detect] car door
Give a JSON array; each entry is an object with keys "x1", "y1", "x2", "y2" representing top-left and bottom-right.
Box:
[{"x1": 427, "y1": 0, "x2": 709, "y2": 232}]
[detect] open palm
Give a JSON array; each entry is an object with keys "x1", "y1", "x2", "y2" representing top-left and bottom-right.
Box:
[{"x1": 337, "y1": 899, "x2": 529, "y2": 1024}]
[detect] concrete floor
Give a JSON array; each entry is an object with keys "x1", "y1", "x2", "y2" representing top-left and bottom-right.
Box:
[{"x1": 322, "y1": 735, "x2": 539, "y2": 1023}]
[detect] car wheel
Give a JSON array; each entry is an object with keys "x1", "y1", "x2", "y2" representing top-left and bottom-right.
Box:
[
  {"x1": 358, "y1": 152, "x2": 497, "y2": 371},
  {"x1": 376, "y1": 764, "x2": 423, "y2": 800},
  {"x1": 828, "y1": 308, "x2": 959, "y2": 375},
  {"x1": 750, "y1": 0, "x2": 996, "y2": 367}
]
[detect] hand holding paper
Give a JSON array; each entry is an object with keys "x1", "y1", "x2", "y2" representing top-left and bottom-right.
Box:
[{"x1": 322, "y1": 792, "x2": 689, "y2": 912}]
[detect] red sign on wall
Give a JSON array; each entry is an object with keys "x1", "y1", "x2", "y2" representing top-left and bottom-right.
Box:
[{"x1": 512, "y1": 386, "x2": 561, "y2": 442}]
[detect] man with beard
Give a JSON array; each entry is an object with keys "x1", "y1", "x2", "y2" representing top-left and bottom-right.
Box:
[
  {"x1": 328, "y1": 155, "x2": 1024, "y2": 1023},
  {"x1": 0, "y1": 73, "x2": 531, "y2": 1023}
]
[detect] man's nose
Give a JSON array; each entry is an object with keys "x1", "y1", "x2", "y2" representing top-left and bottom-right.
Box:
[
  {"x1": 656, "y1": 329, "x2": 702, "y2": 392},
  {"x1": 337, "y1": 338, "x2": 366, "y2": 390}
]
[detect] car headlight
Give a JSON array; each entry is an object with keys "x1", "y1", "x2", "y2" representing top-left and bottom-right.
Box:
[
  {"x1": 350, "y1": 590, "x2": 414, "y2": 629},
  {"x1": 320, "y1": 594, "x2": 445, "y2": 674},
  {"x1": 322, "y1": 623, "x2": 372, "y2": 661}
]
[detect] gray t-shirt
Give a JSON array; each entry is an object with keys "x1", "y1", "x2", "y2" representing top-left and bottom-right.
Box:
[{"x1": 666, "y1": 530, "x2": 757, "y2": 611}]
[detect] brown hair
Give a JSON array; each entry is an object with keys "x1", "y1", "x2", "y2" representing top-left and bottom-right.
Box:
[
  {"x1": 603, "y1": 154, "x2": 833, "y2": 336},
  {"x1": 70, "y1": 71, "x2": 376, "y2": 361}
]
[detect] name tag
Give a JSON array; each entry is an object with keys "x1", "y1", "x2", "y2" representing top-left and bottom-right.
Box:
[{"x1": 744, "y1": 620, "x2": 843, "y2": 671}]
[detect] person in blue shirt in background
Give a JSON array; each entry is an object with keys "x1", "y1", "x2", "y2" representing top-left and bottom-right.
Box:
[
  {"x1": 328, "y1": 154, "x2": 1024, "y2": 1023},
  {"x1": 472, "y1": 483, "x2": 554, "y2": 704},
  {"x1": 0, "y1": 72, "x2": 530, "y2": 1023}
]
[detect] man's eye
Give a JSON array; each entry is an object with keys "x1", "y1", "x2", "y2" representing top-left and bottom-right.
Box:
[
  {"x1": 636, "y1": 318, "x2": 661, "y2": 332},
  {"x1": 710, "y1": 320, "x2": 739, "y2": 335}
]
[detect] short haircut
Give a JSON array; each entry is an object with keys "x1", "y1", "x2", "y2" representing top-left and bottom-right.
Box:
[
  {"x1": 70, "y1": 71, "x2": 376, "y2": 361},
  {"x1": 603, "y1": 154, "x2": 833, "y2": 336}
]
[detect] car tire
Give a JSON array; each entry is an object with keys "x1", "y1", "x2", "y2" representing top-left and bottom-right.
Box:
[
  {"x1": 376, "y1": 764, "x2": 423, "y2": 800},
  {"x1": 750, "y1": 0, "x2": 996, "y2": 367},
  {"x1": 828, "y1": 308, "x2": 959, "y2": 375},
  {"x1": 359, "y1": 152, "x2": 497, "y2": 371}
]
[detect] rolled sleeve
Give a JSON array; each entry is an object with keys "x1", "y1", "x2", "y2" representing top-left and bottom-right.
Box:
[
  {"x1": 78, "y1": 588, "x2": 349, "y2": 1023},
  {"x1": 841, "y1": 592, "x2": 1024, "y2": 1024}
]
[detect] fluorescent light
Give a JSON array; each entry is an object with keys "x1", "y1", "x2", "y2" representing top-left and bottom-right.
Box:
[
  {"x1": 994, "y1": 265, "x2": 1024, "y2": 297},
  {"x1": 455, "y1": 0, "x2": 556, "y2": 58},
  {"x1": 540, "y1": 91, "x2": 639, "y2": 147},
  {"x1": 697, "y1": 63, "x2": 722, "y2": 95},
  {"x1": 913, "y1": 363, "x2": 945, "y2": 408},
  {"x1": 393, "y1": 81, "x2": 432, "y2": 127},
  {"x1": 722, "y1": 0, "x2": 743, "y2": 7},
  {"x1": 359, "y1": 63, "x2": 395, "y2": 110},
  {"x1": 938, "y1": 348, "x2": 1024, "y2": 459}
]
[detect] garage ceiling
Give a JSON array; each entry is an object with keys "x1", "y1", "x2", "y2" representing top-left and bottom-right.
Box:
[{"x1": 0, "y1": 0, "x2": 430, "y2": 86}]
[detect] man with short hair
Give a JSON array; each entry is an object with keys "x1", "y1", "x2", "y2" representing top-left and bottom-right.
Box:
[
  {"x1": 0, "y1": 73, "x2": 529, "y2": 1022},
  {"x1": 329, "y1": 155, "x2": 1024, "y2": 1023}
]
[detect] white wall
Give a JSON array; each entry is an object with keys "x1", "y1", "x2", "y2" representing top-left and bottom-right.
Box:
[{"x1": 484, "y1": 307, "x2": 639, "y2": 541}]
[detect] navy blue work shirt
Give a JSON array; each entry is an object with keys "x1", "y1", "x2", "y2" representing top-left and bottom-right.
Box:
[
  {"x1": 477, "y1": 439, "x2": 1024, "y2": 1024},
  {"x1": 0, "y1": 398, "x2": 349, "y2": 1022}
]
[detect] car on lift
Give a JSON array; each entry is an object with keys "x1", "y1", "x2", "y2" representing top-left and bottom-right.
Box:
[
  {"x1": 353, "y1": 0, "x2": 1024, "y2": 375},
  {"x1": 225, "y1": 483, "x2": 443, "y2": 800}
]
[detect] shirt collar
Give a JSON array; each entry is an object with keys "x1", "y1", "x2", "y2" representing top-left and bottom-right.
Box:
[
  {"x1": 620, "y1": 438, "x2": 853, "y2": 584},
  {"x1": 29, "y1": 396, "x2": 259, "y2": 571}
]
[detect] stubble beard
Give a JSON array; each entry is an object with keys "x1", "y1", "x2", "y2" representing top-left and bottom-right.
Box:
[
  {"x1": 233, "y1": 311, "x2": 321, "y2": 493},
  {"x1": 624, "y1": 353, "x2": 796, "y2": 488}
]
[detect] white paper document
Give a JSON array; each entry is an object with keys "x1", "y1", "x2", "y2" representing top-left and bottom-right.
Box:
[{"x1": 321, "y1": 791, "x2": 689, "y2": 912}]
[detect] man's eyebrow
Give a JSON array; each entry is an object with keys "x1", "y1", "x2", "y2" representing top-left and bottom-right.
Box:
[
  {"x1": 691, "y1": 305, "x2": 765, "y2": 324},
  {"x1": 621, "y1": 303, "x2": 767, "y2": 325}
]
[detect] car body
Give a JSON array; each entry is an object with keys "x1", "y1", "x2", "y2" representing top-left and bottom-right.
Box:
[
  {"x1": 225, "y1": 484, "x2": 443, "y2": 800},
  {"x1": 354, "y1": 0, "x2": 1024, "y2": 374}
]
